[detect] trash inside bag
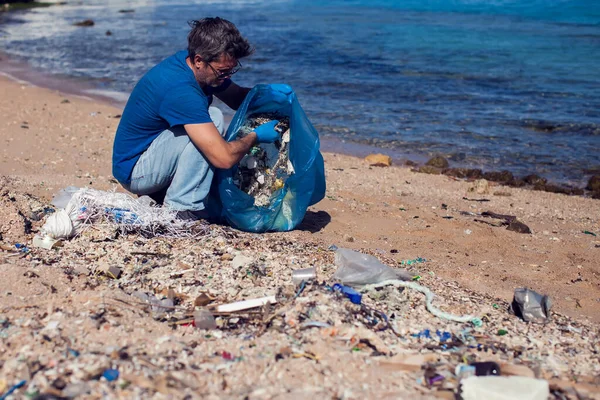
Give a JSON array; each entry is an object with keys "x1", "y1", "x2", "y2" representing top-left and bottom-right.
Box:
[
  {"x1": 332, "y1": 248, "x2": 414, "y2": 287},
  {"x1": 217, "y1": 83, "x2": 326, "y2": 232},
  {"x1": 509, "y1": 288, "x2": 551, "y2": 324}
]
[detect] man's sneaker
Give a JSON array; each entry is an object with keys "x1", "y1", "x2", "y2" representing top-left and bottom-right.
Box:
[{"x1": 175, "y1": 209, "x2": 213, "y2": 222}]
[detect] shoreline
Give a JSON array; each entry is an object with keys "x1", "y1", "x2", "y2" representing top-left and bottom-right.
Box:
[
  {"x1": 1, "y1": 52, "x2": 599, "y2": 399},
  {"x1": 0, "y1": 50, "x2": 598, "y2": 199}
]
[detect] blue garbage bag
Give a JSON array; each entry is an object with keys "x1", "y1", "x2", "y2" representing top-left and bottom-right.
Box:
[{"x1": 217, "y1": 84, "x2": 326, "y2": 232}]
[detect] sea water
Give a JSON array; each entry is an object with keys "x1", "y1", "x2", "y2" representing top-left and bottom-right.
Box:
[{"x1": 1, "y1": 0, "x2": 599, "y2": 184}]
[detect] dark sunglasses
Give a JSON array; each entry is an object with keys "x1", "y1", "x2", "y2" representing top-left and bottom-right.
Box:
[{"x1": 206, "y1": 60, "x2": 242, "y2": 79}]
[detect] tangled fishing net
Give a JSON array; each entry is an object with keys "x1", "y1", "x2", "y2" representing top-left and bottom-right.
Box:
[
  {"x1": 40, "y1": 187, "x2": 209, "y2": 242},
  {"x1": 233, "y1": 113, "x2": 294, "y2": 207}
]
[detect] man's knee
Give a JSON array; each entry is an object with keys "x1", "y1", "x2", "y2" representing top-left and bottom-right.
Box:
[{"x1": 208, "y1": 106, "x2": 225, "y2": 136}]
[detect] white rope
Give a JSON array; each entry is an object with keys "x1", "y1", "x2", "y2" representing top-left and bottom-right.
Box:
[{"x1": 361, "y1": 279, "x2": 481, "y2": 325}]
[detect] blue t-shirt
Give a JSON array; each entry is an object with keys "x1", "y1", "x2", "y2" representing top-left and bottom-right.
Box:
[{"x1": 112, "y1": 50, "x2": 231, "y2": 184}]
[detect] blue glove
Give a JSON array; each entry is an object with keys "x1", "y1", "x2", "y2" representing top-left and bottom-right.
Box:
[
  {"x1": 268, "y1": 83, "x2": 293, "y2": 96},
  {"x1": 254, "y1": 120, "x2": 280, "y2": 143},
  {"x1": 250, "y1": 84, "x2": 293, "y2": 111}
]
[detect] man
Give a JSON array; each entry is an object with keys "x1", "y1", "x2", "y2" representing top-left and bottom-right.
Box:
[{"x1": 112, "y1": 17, "x2": 281, "y2": 221}]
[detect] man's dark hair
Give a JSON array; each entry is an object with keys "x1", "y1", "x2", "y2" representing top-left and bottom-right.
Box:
[{"x1": 187, "y1": 17, "x2": 253, "y2": 63}]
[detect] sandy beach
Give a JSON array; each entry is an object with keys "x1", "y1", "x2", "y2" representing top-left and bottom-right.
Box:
[{"x1": 1, "y1": 74, "x2": 599, "y2": 398}]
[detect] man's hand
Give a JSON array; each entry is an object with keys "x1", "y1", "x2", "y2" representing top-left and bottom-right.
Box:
[
  {"x1": 254, "y1": 120, "x2": 280, "y2": 143},
  {"x1": 184, "y1": 122, "x2": 257, "y2": 169}
]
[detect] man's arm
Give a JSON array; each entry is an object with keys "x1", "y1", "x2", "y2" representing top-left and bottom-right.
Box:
[
  {"x1": 215, "y1": 81, "x2": 251, "y2": 110},
  {"x1": 184, "y1": 122, "x2": 256, "y2": 169}
]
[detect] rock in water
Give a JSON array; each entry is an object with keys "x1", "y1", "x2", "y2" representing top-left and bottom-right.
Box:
[
  {"x1": 586, "y1": 174, "x2": 600, "y2": 191},
  {"x1": 74, "y1": 19, "x2": 95, "y2": 27},
  {"x1": 425, "y1": 155, "x2": 449, "y2": 169}
]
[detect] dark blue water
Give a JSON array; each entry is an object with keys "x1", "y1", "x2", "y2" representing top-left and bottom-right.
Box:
[{"x1": 1, "y1": 0, "x2": 599, "y2": 184}]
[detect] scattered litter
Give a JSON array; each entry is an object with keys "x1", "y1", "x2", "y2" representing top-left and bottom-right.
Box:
[
  {"x1": 400, "y1": 257, "x2": 426, "y2": 265},
  {"x1": 0, "y1": 380, "x2": 26, "y2": 400},
  {"x1": 102, "y1": 369, "x2": 119, "y2": 382},
  {"x1": 456, "y1": 361, "x2": 500, "y2": 379},
  {"x1": 291, "y1": 267, "x2": 316, "y2": 286},
  {"x1": 332, "y1": 283, "x2": 362, "y2": 305},
  {"x1": 509, "y1": 288, "x2": 552, "y2": 324},
  {"x1": 193, "y1": 310, "x2": 217, "y2": 330},
  {"x1": 459, "y1": 376, "x2": 549, "y2": 400},
  {"x1": 40, "y1": 187, "x2": 205, "y2": 242},
  {"x1": 362, "y1": 280, "x2": 481, "y2": 325},
  {"x1": 497, "y1": 329, "x2": 508, "y2": 336},
  {"x1": 14, "y1": 243, "x2": 29, "y2": 253},
  {"x1": 32, "y1": 235, "x2": 62, "y2": 249},
  {"x1": 582, "y1": 230, "x2": 596, "y2": 236},
  {"x1": 332, "y1": 248, "x2": 414, "y2": 287},
  {"x1": 462, "y1": 197, "x2": 490, "y2": 202},
  {"x1": 299, "y1": 320, "x2": 332, "y2": 330},
  {"x1": 215, "y1": 295, "x2": 277, "y2": 313},
  {"x1": 481, "y1": 211, "x2": 532, "y2": 234}
]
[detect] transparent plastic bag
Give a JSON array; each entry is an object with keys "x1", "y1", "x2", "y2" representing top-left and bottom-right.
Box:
[
  {"x1": 51, "y1": 186, "x2": 80, "y2": 209},
  {"x1": 332, "y1": 248, "x2": 414, "y2": 287},
  {"x1": 217, "y1": 84, "x2": 326, "y2": 232}
]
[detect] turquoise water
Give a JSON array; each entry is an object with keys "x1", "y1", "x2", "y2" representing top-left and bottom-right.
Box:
[{"x1": 1, "y1": 0, "x2": 599, "y2": 183}]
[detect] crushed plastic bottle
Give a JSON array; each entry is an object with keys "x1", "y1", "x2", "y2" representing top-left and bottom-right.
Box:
[{"x1": 193, "y1": 310, "x2": 217, "y2": 330}]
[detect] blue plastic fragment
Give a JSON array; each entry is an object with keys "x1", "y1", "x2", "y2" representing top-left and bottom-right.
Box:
[
  {"x1": 14, "y1": 244, "x2": 29, "y2": 253},
  {"x1": 0, "y1": 380, "x2": 26, "y2": 400},
  {"x1": 412, "y1": 329, "x2": 431, "y2": 339},
  {"x1": 436, "y1": 330, "x2": 452, "y2": 342},
  {"x1": 67, "y1": 348, "x2": 80, "y2": 357},
  {"x1": 332, "y1": 283, "x2": 362, "y2": 305},
  {"x1": 105, "y1": 208, "x2": 139, "y2": 224},
  {"x1": 102, "y1": 369, "x2": 119, "y2": 382}
]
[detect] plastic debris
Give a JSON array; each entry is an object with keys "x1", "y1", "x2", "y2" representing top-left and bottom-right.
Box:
[
  {"x1": 215, "y1": 295, "x2": 277, "y2": 313},
  {"x1": 221, "y1": 351, "x2": 236, "y2": 361},
  {"x1": 400, "y1": 257, "x2": 427, "y2": 265},
  {"x1": 102, "y1": 369, "x2": 119, "y2": 382},
  {"x1": 0, "y1": 380, "x2": 26, "y2": 400},
  {"x1": 456, "y1": 362, "x2": 501, "y2": 380},
  {"x1": 332, "y1": 248, "x2": 414, "y2": 287},
  {"x1": 193, "y1": 310, "x2": 217, "y2": 330},
  {"x1": 412, "y1": 329, "x2": 432, "y2": 339},
  {"x1": 67, "y1": 348, "x2": 80, "y2": 358},
  {"x1": 497, "y1": 329, "x2": 508, "y2": 336},
  {"x1": 14, "y1": 243, "x2": 29, "y2": 253},
  {"x1": 582, "y1": 230, "x2": 596, "y2": 236},
  {"x1": 50, "y1": 186, "x2": 79, "y2": 209},
  {"x1": 459, "y1": 376, "x2": 549, "y2": 400},
  {"x1": 299, "y1": 320, "x2": 332, "y2": 329},
  {"x1": 362, "y1": 280, "x2": 481, "y2": 325},
  {"x1": 291, "y1": 267, "x2": 316, "y2": 286},
  {"x1": 32, "y1": 235, "x2": 62, "y2": 250},
  {"x1": 509, "y1": 288, "x2": 551, "y2": 324},
  {"x1": 332, "y1": 283, "x2": 362, "y2": 304}
]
